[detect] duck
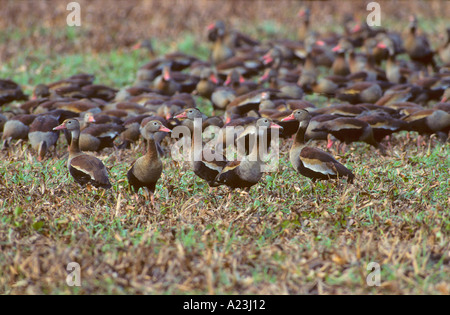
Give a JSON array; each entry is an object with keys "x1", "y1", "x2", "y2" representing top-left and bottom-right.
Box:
[
  {"x1": 208, "y1": 20, "x2": 235, "y2": 65},
  {"x1": 174, "y1": 108, "x2": 228, "y2": 187},
  {"x1": 297, "y1": 7, "x2": 311, "y2": 42},
  {"x1": 357, "y1": 111, "x2": 407, "y2": 143},
  {"x1": 225, "y1": 89, "x2": 272, "y2": 119},
  {"x1": 0, "y1": 114, "x2": 8, "y2": 133},
  {"x1": 331, "y1": 44, "x2": 350, "y2": 76},
  {"x1": 383, "y1": 42, "x2": 411, "y2": 84},
  {"x1": 2, "y1": 114, "x2": 37, "y2": 147},
  {"x1": 404, "y1": 15, "x2": 437, "y2": 72},
  {"x1": 116, "y1": 115, "x2": 151, "y2": 149},
  {"x1": 259, "y1": 68, "x2": 304, "y2": 99},
  {"x1": 335, "y1": 81, "x2": 383, "y2": 104},
  {"x1": 28, "y1": 115, "x2": 60, "y2": 161},
  {"x1": 403, "y1": 109, "x2": 450, "y2": 142},
  {"x1": 223, "y1": 69, "x2": 258, "y2": 96},
  {"x1": 438, "y1": 28, "x2": 450, "y2": 66},
  {"x1": 79, "y1": 121, "x2": 124, "y2": 152},
  {"x1": 282, "y1": 110, "x2": 354, "y2": 191},
  {"x1": 0, "y1": 79, "x2": 28, "y2": 106},
  {"x1": 127, "y1": 120, "x2": 171, "y2": 204},
  {"x1": 312, "y1": 116, "x2": 386, "y2": 154},
  {"x1": 53, "y1": 119, "x2": 111, "y2": 189},
  {"x1": 194, "y1": 68, "x2": 219, "y2": 99},
  {"x1": 213, "y1": 118, "x2": 283, "y2": 190},
  {"x1": 152, "y1": 65, "x2": 182, "y2": 96}
]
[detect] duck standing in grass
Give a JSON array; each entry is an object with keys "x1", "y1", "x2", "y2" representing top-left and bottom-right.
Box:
[
  {"x1": 174, "y1": 107, "x2": 227, "y2": 188},
  {"x1": 282, "y1": 110, "x2": 354, "y2": 193},
  {"x1": 53, "y1": 119, "x2": 112, "y2": 189},
  {"x1": 127, "y1": 120, "x2": 171, "y2": 205},
  {"x1": 214, "y1": 118, "x2": 283, "y2": 190}
]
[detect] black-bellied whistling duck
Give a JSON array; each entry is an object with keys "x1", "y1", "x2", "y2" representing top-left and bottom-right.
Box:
[
  {"x1": 403, "y1": 109, "x2": 450, "y2": 142},
  {"x1": 304, "y1": 114, "x2": 341, "y2": 143},
  {"x1": 132, "y1": 38, "x2": 156, "y2": 58},
  {"x1": 174, "y1": 108, "x2": 227, "y2": 187},
  {"x1": 404, "y1": 15, "x2": 437, "y2": 72},
  {"x1": 224, "y1": 69, "x2": 258, "y2": 96},
  {"x1": 331, "y1": 45, "x2": 350, "y2": 76},
  {"x1": 53, "y1": 119, "x2": 111, "y2": 189},
  {"x1": 208, "y1": 20, "x2": 235, "y2": 65},
  {"x1": 357, "y1": 111, "x2": 407, "y2": 143},
  {"x1": 216, "y1": 114, "x2": 260, "y2": 154},
  {"x1": 153, "y1": 65, "x2": 182, "y2": 96},
  {"x1": 0, "y1": 114, "x2": 8, "y2": 133},
  {"x1": 282, "y1": 110, "x2": 354, "y2": 192},
  {"x1": 225, "y1": 89, "x2": 271, "y2": 119},
  {"x1": 0, "y1": 79, "x2": 28, "y2": 106},
  {"x1": 2, "y1": 114, "x2": 37, "y2": 147},
  {"x1": 79, "y1": 121, "x2": 124, "y2": 152},
  {"x1": 32, "y1": 84, "x2": 51, "y2": 100},
  {"x1": 336, "y1": 81, "x2": 383, "y2": 104},
  {"x1": 382, "y1": 41, "x2": 410, "y2": 84},
  {"x1": 364, "y1": 37, "x2": 388, "y2": 66},
  {"x1": 127, "y1": 120, "x2": 171, "y2": 204},
  {"x1": 438, "y1": 28, "x2": 450, "y2": 66},
  {"x1": 81, "y1": 84, "x2": 118, "y2": 102},
  {"x1": 175, "y1": 107, "x2": 224, "y2": 132},
  {"x1": 213, "y1": 118, "x2": 282, "y2": 190},
  {"x1": 119, "y1": 114, "x2": 152, "y2": 149},
  {"x1": 297, "y1": 52, "x2": 318, "y2": 90},
  {"x1": 195, "y1": 68, "x2": 219, "y2": 99},
  {"x1": 375, "y1": 84, "x2": 418, "y2": 106},
  {"x1": 259, "y1": 68, "x2": 304, "y2": 99},
  {"x1": 211, "y1": 85, "x2": 237, "y2": 112},
  {"x1": 441, "y1": 88, "x2": 450, "y2": 103},
  {"x1": 28, "y1": 115, "x2": 60, "y2": 161},
  {"x1": 114, "y1": 86, "x2": 156, "y2": 103},
  {"x1": 313, "y1": 116, "x2": 386, "y2": 154},
  {"x1": 297, "y1": 7, "x2": 311, "y2": 42},
  {"x1": 312, "y1": 104, "x2": 366, "y2": 117},
  {"x1": 140, "y1": 115, "x2": 171, "y2": 157}
]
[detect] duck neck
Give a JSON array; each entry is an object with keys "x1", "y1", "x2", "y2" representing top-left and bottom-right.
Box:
[
  {"x1": 247, "y1": 129, "x2": 266, "y2": 163},
  {"x1": 293, "y1": 123, "x2": 307, "y2": 148},
  {"x1": 186, "y1": 119, "x2": 203, "y2": 162},
  {"x1": 145, "y1": 134, "x2": 159, "y2": 160},
  {"x1": 69, "y1": 128, "x2": 82, "y2": 157}
]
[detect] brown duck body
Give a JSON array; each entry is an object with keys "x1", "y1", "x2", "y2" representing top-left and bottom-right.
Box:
[
  {"x1": 214, "y1": 118, "x2": 282, "y2": 189},
  {"x1": 127, "y1": 140, "x2": 162, "y2": 194},
  {"x1": 28, "y1": 115, "x2": 60, "y2": 161},
  {"x1": 175, "y1": 108, "x2": 228, "y2": 187},
  {"x1": 313, "y1": 116, "x2": 384, "y2": 152},
  {"x1": 2, "y1": 114, "x2": 37, "y2": 145},
  {"x1": 54, "y1": 119, "x2": 111, "y2": 189},
  {"x1": 0, "y1": 79, "x2": 28, "y2": 106},
  {"x1": 404, "y1": 16, "x2": 436, "y2": 70},
  {"x1": 127, "y1": 121, "x2": 170, "y2": 196},
  {"x1": 282, "y1": 110, "x2": 354, "y2": 183}
]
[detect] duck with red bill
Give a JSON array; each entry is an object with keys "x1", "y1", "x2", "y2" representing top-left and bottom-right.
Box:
[
  {"x1": 53, "y1": 118, "x2": 112, "y2": 189},
  {"x1": 283, "y1": 110, "x2": 354, "y2": 195},
  {"x1": 127, "y1": 120, "x2": 171, "y2": 206},
  {"x1": 213, "y1": 118, "x2": 283, "y2": 190}
]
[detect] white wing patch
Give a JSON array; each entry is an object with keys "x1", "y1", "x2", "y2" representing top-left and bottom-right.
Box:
[{"x1": 301, "y1": 157, "x2": 337, "y2": 175}]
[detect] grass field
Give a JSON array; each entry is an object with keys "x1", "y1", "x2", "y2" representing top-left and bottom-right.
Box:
[{"x1": 0, "y1": 0, "x2": 449, "y2": 295}]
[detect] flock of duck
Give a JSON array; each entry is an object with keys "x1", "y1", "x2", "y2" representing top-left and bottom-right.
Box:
[{"x1": 1, "y1": 10, "x2": 449, "y2": 204}]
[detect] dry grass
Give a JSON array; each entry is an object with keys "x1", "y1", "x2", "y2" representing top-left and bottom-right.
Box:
[{"x1": 0, "y1": 134, "x2": 449, "y2": 295}]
